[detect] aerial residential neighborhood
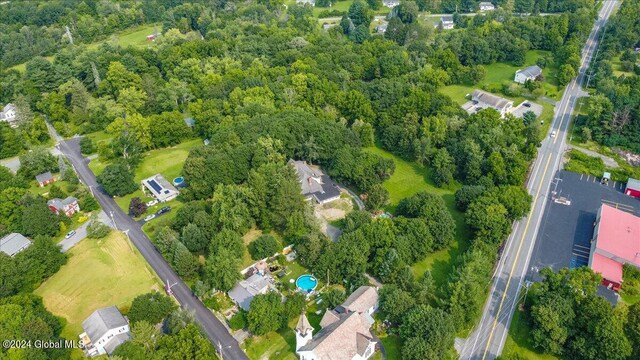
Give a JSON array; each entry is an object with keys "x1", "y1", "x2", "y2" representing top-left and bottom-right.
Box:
[{"x1": 1, "y1": 1, "x2": 639, "y2": 360}]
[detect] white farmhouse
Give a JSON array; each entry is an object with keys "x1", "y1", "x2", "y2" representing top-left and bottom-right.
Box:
[
  {"x1": 441, "y1": 15, "x2": 454, "y2": 30},
  {"x1": 0, "y1": 103, "x2": 17, "y2": 128},
  {"x1": 479, "y1": 2, "x2": 495, "y2": 11},
  {"x1": 514, "y1": 65, "x2": 543, "y2": 84},
  {"x1": 79, "y1": 306, "x2": 131, "y2": 357}
]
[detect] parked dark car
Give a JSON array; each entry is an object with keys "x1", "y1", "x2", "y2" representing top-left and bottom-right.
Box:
[{"x1": 156, "y1": 206, "x2": 171, "y2": 215}]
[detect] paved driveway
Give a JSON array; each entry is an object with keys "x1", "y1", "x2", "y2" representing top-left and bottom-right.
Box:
[
  {"x1": 54, "y1": 133, "x2": 248, "y2": 360},
  {"x1": 58, "y1": 211, "x2": 113, "y2": 252},
  {"x1": 510, "y1": 100, "x2": 543, "y2": 118},
  {"x1": 0, "y1": 147, "x2": 63, "y2": 173}
]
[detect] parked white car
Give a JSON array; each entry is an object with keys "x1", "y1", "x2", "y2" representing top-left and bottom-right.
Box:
[
  {"x1": 144, "y1": 214, "x2": 156, "y2": 222},
  {"x1": 146, "y1": 200, "x2": 158, "y2": 207},
  {"x1": 65, "y1": 230, "x2": 76, "y2": 239}
]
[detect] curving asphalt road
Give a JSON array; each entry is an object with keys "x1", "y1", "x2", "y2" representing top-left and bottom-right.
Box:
[
  {"x1": 459, "y1": 1, "x2": 618, "y2": 359},
  {"x1": 51, "y1": 131, "x2": 248, "y2": 360}
]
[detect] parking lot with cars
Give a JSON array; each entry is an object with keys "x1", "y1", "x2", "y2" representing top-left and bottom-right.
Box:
[{"x1": 528, "y1": 170, "x2": 639, "y2": 283}]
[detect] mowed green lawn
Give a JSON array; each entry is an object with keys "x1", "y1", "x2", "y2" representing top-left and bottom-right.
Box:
[
  {"x1": 363, "y1": 146, "x2": 471, "y2": 287},
  {"x1": 34, "y1": 231, "x2": 160, "y2": 341},
  {"x1": 87, "y1": 23, "x2": 160, "y2": 50},
  {"x1": 8, "y1": 23, "x2": 159, "y2": 72},
  {"x1": 439, "y1": 50, "x2": 562, "y2": 105},
  {"x1": 90, "y1": 139, "x2": 200, "y2": 215}
]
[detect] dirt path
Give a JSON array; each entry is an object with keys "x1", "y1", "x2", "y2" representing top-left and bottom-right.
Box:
[{"x1": 568, "y1": 144, "x2": 619, "y2": 168}]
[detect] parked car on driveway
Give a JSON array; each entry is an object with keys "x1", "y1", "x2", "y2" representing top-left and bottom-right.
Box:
[
  {"x1": 65, "y1": 230, "x2": 76, "y2": 239},
  {"x1": 156, "y1": 206, "x2": 171, "y2": 215},
  {"x1": 146, "y1": 200, "x2": 158, "y2": 207},
  {"x1": 144, "y1": 214, "x2": 156, "y2": 222}
]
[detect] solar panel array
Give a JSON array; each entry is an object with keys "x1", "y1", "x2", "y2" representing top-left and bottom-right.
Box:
[{"x1": 147, "y1": 179, "x2": 162, "y2": 193}]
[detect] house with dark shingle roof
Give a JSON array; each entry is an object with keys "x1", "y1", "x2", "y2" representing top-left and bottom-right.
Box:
[
  {"x1": 289, "y1": 160, "x2": 341, "y2": 205},
  {"x1": 35, "y1": 171, "x2": 55, "y2": 187},
  {"x1": 0, "y1": 233, "x2": 32, "y2": 257},
  {"x1": 295, "y1": 286, "x2": 379, "y2": 360},
  {"x1": 514, "y1": 65, "x2": 543, "y2": 84},
  {"x1": 79, "y1": 306, "x2": 131, "y2": 357}
]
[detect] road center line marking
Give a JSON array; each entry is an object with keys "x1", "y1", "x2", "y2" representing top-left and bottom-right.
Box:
[{"x1": 481, "y1": 153, "x2": 552, "y2": 360}]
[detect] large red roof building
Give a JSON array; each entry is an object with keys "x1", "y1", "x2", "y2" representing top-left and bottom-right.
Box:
[{"x1": 588, "y1": 204, "x2": 640, "y2": 291}]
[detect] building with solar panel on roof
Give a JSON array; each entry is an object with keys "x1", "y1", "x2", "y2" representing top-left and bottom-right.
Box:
[{"x1": 141, "y1": 174, "x2": 179, "y2": 202}]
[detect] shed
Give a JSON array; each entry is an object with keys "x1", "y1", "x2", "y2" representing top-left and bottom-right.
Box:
[
  {"x1": 0, "y1": 233, "x2": 32, "y2": 257},
  {"x1": 625, "y1": 178, "x2": 640, "y2": 198}
]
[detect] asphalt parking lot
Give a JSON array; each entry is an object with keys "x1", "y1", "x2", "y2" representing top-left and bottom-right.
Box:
[
  {"x1": 528, "y1": 170, "x2": 639, "y2": 283},
  {"x1": 510, "y1": 100, "x2": 543, "y2": 119}
]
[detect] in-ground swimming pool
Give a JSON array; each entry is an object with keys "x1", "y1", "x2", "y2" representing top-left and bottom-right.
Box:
[
  {"x1": 173, "y1": 176, "x2": 185, "y2": 187},
  {"x1": 296, "y1": 274, "x2": 318, "y2": 292}
]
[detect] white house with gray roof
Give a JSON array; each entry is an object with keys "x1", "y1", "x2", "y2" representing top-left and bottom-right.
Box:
[
  {"x1": 383, "y1": 0, "x2": 399, "y2": 8},
  {"x1": 514, "y1": 65, "x2": 543, "y2": 84},
  {"x1": 479, "y1": 1, "x2": 495, "y2": 11},
  {"x1": 0, "y1": 233, "x2": 32, "y2": 257},
  {"x1": 228, "y1": 273, "x2": 276, "y2": 311},
  {"x1": 470, "y1": 89, "x2": 514, "y2": 117},
  {"x1": 441, "y1": 15, "x2": 454, "y2": 30},
  {"x1": 289, "y1": 160, "x2": 341, "y2": 205},
  {"x1": 79, "y1": 306, "x2": 131, "y2": 357},
  {"x1": 141, "y1": 173, "x2": 179, "y2": 202},
  {"x1": 295, "y1": 286, "x2": 379, "y2": 360},
  {"x1": 0, "y1": 103, "x2": 17, "y2": 128}
]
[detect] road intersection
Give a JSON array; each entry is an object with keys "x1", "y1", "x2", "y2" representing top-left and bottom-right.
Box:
[{"x1": 48, "y1": 128, "x2": 248, "y2": 360}]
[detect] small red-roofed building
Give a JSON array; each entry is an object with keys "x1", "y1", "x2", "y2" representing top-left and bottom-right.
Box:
[
  {"x1": 588, "y1": 204, "x2": 640, "y2": 291},
  {"x1": 625, "y1": 178, "x2": 640, "y2": 198}
]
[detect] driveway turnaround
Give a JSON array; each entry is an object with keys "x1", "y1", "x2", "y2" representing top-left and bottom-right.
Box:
[{"x1": 52, "y1": 132, "x2": 248, "y2": 360}]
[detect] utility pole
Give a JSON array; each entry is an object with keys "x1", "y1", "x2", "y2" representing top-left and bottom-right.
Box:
[{"x1": 110, "y1": 211, "x2": 117, "y2": 230}]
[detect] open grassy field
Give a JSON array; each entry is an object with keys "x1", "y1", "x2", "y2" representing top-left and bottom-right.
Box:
[
  {"x1": 611, "y1": 55, "x2": 636, "y2": 78},
  {"x1": 290, "y1": 0, "x2": 389, "y2": 18},
  {"x1": 34, "y1": 231, "x2": 160, "y2": 341},
  {"x1": 244, "y1": 327, "x2": 297, "y2": 360},
  {"x1": 8, "y1": 55, "x2": 54, "y2": 73},
  {"x1": 8, "y1": 23, "x2": 158, "y2": 73},
  {"x1": 87, "y1": 23, "x2": 160, "y2": 50},
  {"x1": 363, "y1": 146, "x2": 472, "y2": 288},
  {"x1": 502, "y1": 304, "x2": 560, "y2": 360},
  {"x1": 439, "y1": 50, "x2": 562, "y2": 106}
]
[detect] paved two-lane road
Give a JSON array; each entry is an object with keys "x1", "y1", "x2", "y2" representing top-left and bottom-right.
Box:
[
  {"x1": 52, "y1": 132, "x2": 248, "y2": 360},
  {"x1": 459, "y1": 1, "x2": 618, "y2": 359}
]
